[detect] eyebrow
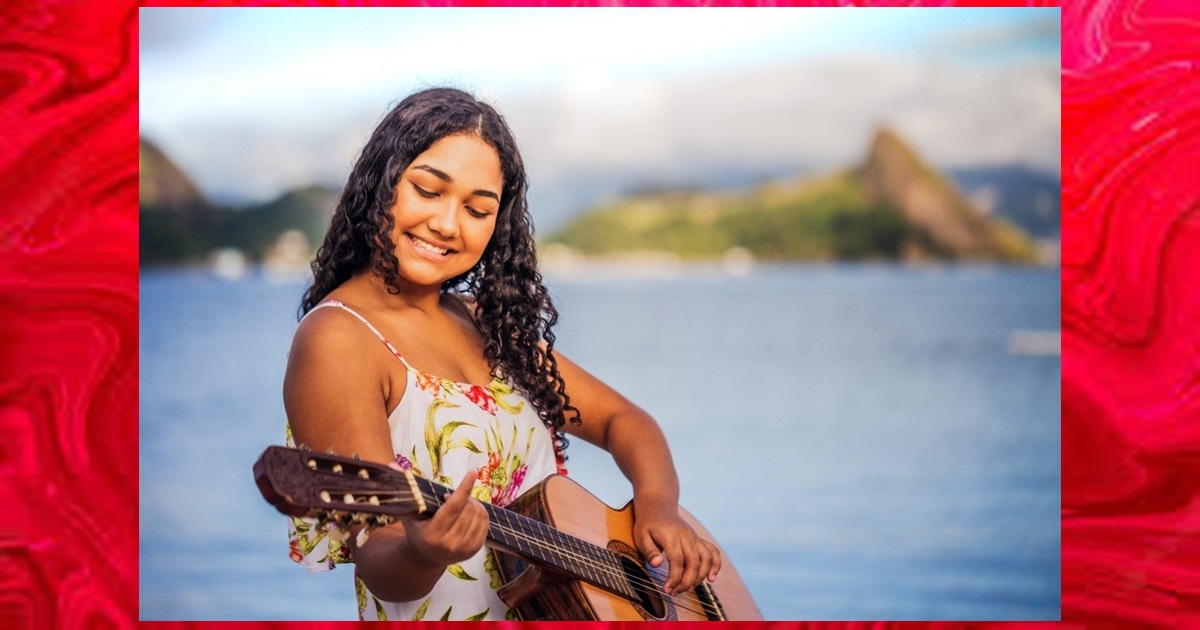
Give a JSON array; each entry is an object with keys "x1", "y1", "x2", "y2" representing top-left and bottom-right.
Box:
[{"x1": 411, "y1": 164, "x2": 500, "y2": 202}]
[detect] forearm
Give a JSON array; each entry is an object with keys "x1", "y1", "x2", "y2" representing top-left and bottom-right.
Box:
[
  {"x1": 604, "y1": 409, "x2": 681, "y2": 508},
  {"x1": 352, "y1": 525, "x2": 448, "y2": 603}
]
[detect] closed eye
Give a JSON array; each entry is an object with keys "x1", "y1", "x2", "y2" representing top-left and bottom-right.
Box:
[
  {"x1": 412, "y1": 183, "x2": 437, "y2": 199},
  {"x1": 466, "y1": 207, "x2": 489, "y2": 219}
]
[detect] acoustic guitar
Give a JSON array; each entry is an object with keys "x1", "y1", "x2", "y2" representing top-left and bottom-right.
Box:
[{"x1": 254, "y1": 445, "x2": 762, "y2": 621}]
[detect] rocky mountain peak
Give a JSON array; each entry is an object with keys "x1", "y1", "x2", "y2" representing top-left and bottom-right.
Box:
[
  {"x1": 859, "y1": 126, "x2": 1029, "y2": 260},
  {"x1": 139, "y1": 137, "x2": 209, "y2": 214}
]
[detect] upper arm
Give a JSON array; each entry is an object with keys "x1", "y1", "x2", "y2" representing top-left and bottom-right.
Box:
[
  {"x1": 552, "y1": 350, "x2": 651, "y2": 451},
  {"x1": 283, "y1": 309, "x2": 398, "y2": 466}
]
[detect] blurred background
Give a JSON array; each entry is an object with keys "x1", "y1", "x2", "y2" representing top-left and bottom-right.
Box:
[{"x1": 139, "y1": 7, "x2": 1061, "y2": 621}]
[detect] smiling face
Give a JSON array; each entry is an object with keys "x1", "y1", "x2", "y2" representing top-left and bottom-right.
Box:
[{"x1": 389, "y1": 133, "x2": 504, "y2": 291}]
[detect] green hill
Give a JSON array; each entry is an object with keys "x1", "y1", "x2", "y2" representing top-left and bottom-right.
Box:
[
  {"x1": 139, "y1": 137, "x2": 218, "y2": 263},
  {"x1": 139, "y1": 136, "x2": 340, "y2": 266},
  {"x1": 214, "y1": 186, "x2": 339, "y2": 261},
  {"x1": 547, "y1": 128, "x2": 1038, "y2": 264}
]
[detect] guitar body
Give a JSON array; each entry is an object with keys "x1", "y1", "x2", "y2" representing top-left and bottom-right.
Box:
[{"x1": 495, "y1": 474, "x2": 763, "y2": 621}]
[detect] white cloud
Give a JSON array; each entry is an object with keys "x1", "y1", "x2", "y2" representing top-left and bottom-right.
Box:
[{"x1": 140, "y1": 10, "x2": 1060, "y2": 209}]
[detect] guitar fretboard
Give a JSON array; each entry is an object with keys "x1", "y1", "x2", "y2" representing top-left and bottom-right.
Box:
[{"x1": 412, "y1": 476, "x2": 638, "y2": 600}]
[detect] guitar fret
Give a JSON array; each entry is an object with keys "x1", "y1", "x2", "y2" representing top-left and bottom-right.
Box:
[
  {"x1": 483, "y1": 500, "x2": 633, "y2": 596},
  {"x1": 380, "y1": 469, "x2": 632, "y2": 597},
  {"x1": 258, "y1": 446, "x2": 762, "y2": 620},
  {"x1": 405, "y1": 475, "x2": 637, "y2": 600}
]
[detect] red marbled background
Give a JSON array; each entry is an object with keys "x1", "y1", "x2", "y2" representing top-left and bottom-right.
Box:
[{"x1": 2, "y1": 0, "x2": 1197, "y2": 627}]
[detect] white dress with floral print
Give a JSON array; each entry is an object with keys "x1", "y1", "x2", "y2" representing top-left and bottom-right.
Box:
[{"x1": 286, "y1": 300, "x2": 563, "y2": 621}]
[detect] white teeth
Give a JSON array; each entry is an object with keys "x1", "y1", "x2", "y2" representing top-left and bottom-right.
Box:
[{"x1": 409, "y1": 235, "x2": 449, "y2": 255}]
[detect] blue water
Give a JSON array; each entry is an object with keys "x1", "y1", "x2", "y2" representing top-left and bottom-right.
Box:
[{"x1": 139, "y1": 264, "x2": 1060, "y2": 620}]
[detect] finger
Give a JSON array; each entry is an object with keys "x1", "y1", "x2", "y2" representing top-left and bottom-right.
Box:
[
  {"x1": 691, "y1": 539, "x2": 714, "y2": 588},
  {"x1": 434, "y1": 469, "x2": 479, "y2": 517},
  {"x1": 675, "y1": 534, "x2": 701, "y2": 593},
  {"x1": 448, "y1": 469, "x2": 478, "y2": 501},
  {"x1": 467, "y1": 502, "x2": 490, "y2": 549},
  {"x1": 660, "y1": 535, "x2": 686, "y2": 595},
  {"x1": 438, "y1": 471, "x2": 483, "y2": 529},
  {"x1": 707, "y1": 541, "x2": 723, "y2": 582},
  {"x1": 442, "y1": 500, "x2": 488, "y2": 555},
  {"x1": 636, "y1": 529, "x2": 665, "y2": 568}
]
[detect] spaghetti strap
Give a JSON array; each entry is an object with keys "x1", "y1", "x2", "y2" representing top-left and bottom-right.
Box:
[{"x1": 303, "y1": 300, "x2": 412, "y2": 368}]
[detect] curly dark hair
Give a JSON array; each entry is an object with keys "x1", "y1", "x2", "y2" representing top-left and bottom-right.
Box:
[{"x1": 300, "y1": 87, "x2": 580, "y2": 469}]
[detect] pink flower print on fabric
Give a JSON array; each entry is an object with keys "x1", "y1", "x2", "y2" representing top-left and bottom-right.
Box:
[
  {"x1": 463, "y1": 384, "x2": 498, "y2": 415},
  {"x1": 500, "y1": 464, "x2": 528, "y2": 507}
]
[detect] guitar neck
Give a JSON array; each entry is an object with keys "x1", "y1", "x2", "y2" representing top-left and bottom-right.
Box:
[{"x1": 410, "y1": 475, "x2": 638, "y2": 600}]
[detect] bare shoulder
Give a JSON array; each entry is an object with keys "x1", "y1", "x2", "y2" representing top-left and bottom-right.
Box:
[
  {"x1": 289, "y1": 304, "x2": 379, "y2": 360},
  {"x1": 284, "y1": 304, "x2": 398, "y2": 462}
]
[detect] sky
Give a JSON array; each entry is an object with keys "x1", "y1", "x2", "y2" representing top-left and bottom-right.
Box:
[{"x1": 139, "y1": 7, "x2": 1061, "y2": 228}]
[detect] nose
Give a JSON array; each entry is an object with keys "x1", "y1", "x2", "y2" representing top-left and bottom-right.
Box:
[{"x1": 425, "y1": 200, "x2": 460, "y2": 240}]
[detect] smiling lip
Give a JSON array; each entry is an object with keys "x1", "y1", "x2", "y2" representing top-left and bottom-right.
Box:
[{"x1": 406, "y1": 233, "x2": 455, "y2": 260}]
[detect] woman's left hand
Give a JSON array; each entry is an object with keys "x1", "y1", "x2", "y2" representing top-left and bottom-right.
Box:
[{"x1": 632, "y1": 499, "x2": 722, "y2": 596}]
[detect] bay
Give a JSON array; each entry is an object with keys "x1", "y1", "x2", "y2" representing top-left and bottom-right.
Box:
[{"x1": 139, "y1": 264, "x2": 1060, "y2": 620}]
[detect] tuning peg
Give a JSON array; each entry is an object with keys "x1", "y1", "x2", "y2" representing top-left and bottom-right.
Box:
[
  {"x1": 365, "y1": 513, "x2": 392, "y2": 528},
  {"x1": 332, "y1": 464, "x2": 343, "y2": 474},
  {"x1": 298, "y1": 443, "x2": 310, "y2": 451},
  {"x1": 326, "y1": 448, "x2": 336, "y2": 455}
]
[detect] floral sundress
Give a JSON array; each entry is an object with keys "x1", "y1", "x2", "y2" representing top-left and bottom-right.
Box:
[{"x1": 286, "y1": 299, "x2": 563, "y2": 621}]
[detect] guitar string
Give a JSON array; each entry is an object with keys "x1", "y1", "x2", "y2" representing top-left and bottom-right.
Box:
[
  {"x1": 313, "y1": 462, "x2": 724, "y2": 618},
  {"x1": 482, "y1": 501, "x2": 719, "y2": 618},
  {"x1": 296, "y1": 458, "x2": 744, "y2": 617},
  {"x1": 331, "y1": 483, "x2": 715, "y2": 619},
  {"x1": 376, "y1": 486, "x2": 719, "y2": 618},
  {"x1": 400, "y1": 487, "x2": 705, "y2": 609},
  {"x1": 350, "y1": 488, "x2": 718, "y2": 618},
  {"x1": 307, "y1": 468, "x2": 722, "y2": 618},
  {"x1": 481, "y1": 512, "x2": 717, "y2": 620},
  {"x1": 346, "y1": 487, "x2": 620, "y2": 587}
]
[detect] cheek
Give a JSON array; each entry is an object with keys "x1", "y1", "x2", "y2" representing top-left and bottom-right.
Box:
[{"x1": 472, "y1": 219, "x2": 498, "y2": 249}]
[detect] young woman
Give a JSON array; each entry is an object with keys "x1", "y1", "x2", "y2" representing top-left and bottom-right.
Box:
[{"x1": 282, "y1": 88, "x2": 720, "y2": 621}]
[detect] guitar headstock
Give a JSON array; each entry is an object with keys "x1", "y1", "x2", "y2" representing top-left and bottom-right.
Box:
[{"x1": 253, "y1": 445, "x2": 428, "y2": 530}]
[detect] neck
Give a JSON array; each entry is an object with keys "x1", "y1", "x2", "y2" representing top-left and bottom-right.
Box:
[{"x1": 357, "y1": 271, "x2": 444, "y2": 315}]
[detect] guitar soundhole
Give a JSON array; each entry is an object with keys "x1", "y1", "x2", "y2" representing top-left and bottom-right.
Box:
[{"x1": 618, "y1": 555, "x2": 667, "y2": 619}]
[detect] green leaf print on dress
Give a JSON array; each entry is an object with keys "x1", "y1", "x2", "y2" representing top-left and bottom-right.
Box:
[
  {"x1": 289, "y1": 517, "x2": 325, "y2": 556},
  {"x1": 423, "y1": 398, "x2": 464, "y2": 484},
  {"x1": 411, "y1": 597, "x2": 431, "y2": 621},
  {"x1": 355, "y1": 574, "x2": 368, "y2": 619},
  {"x1": 447, "y1": 563, "x2": 478, "y2": 581},
  {"x1": 483, "y1": 552, "x2": 504, "y2": 589},
  {"x1": 488, "y1": 379, "x2": 525, "y2": 415}
]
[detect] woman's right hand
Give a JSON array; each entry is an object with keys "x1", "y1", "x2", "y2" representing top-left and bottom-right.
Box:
[{"x1": 401, "y1": 470, "x2": 490, "y2": 567}]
